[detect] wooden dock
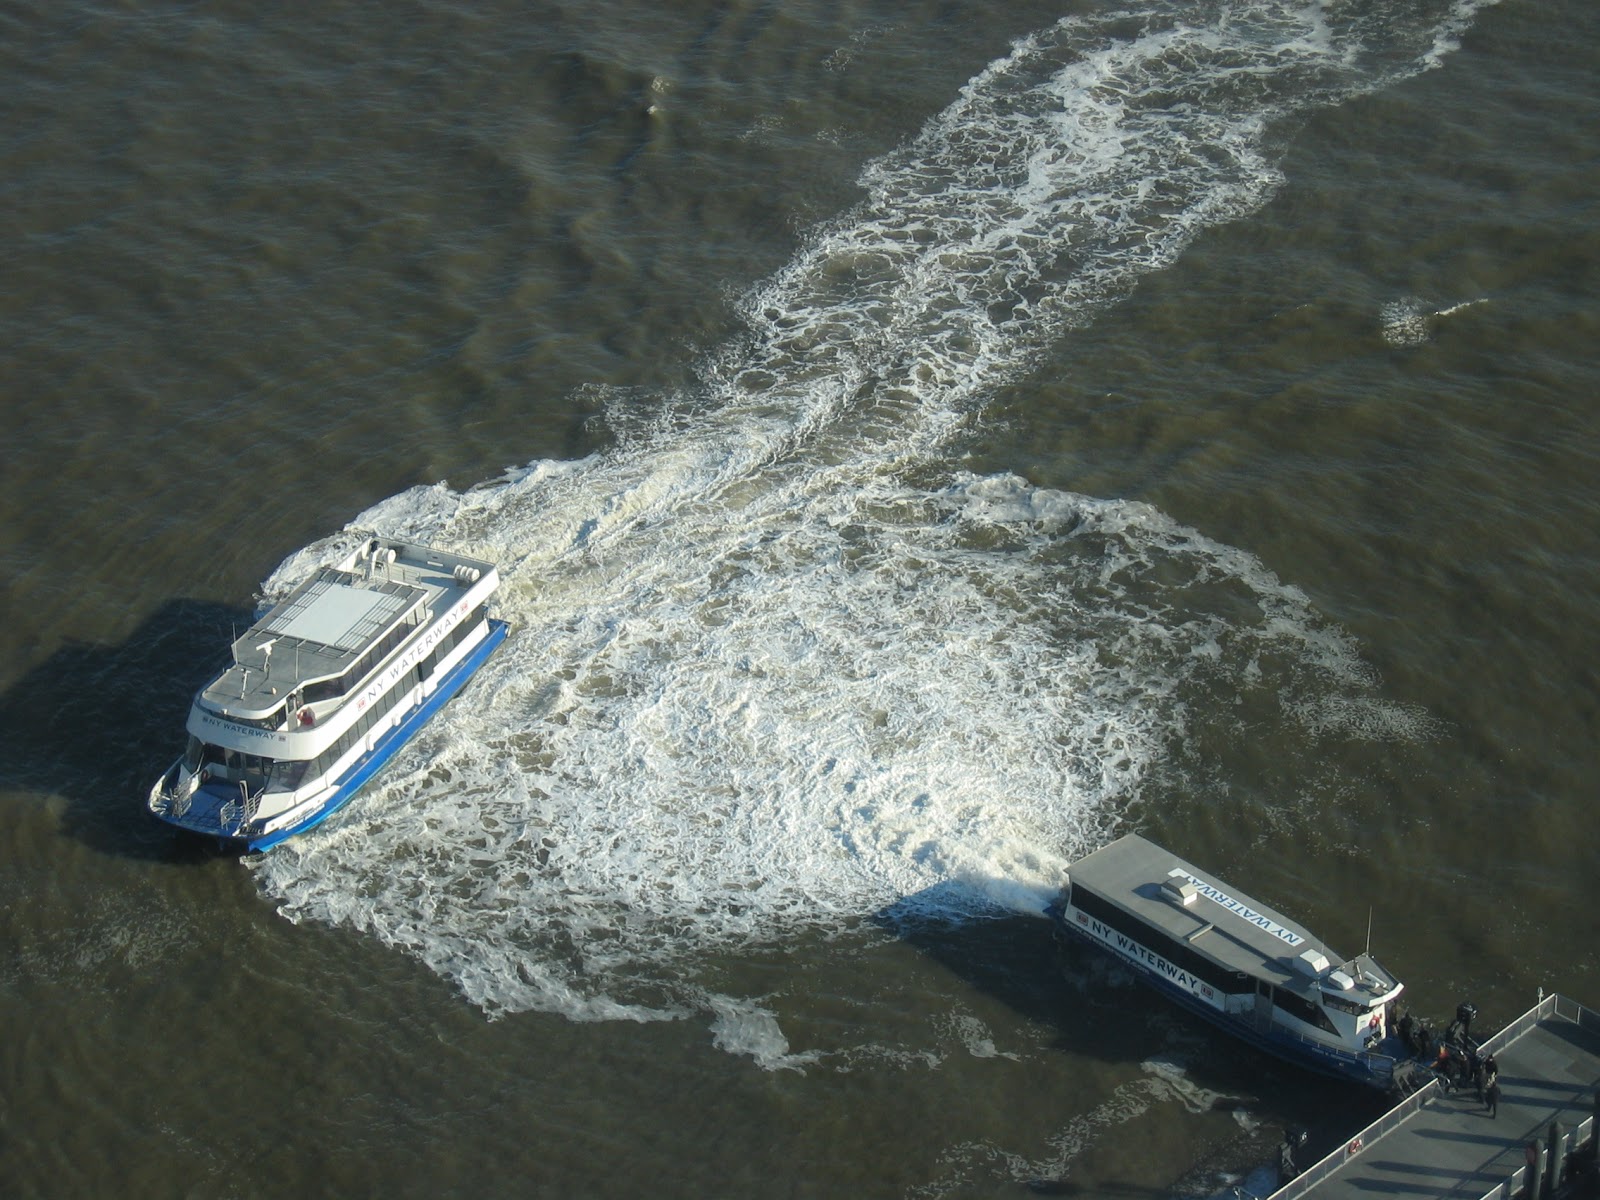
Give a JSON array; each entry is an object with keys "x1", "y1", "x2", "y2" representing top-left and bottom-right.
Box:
[{"x1": 1269, "y1": 994, "x2": 1600, "y2": 1200}]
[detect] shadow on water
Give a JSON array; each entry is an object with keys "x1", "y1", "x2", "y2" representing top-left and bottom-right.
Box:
[
  {"x1": 0, "y1": 597, "x2": 251, "y2": 862},
  {"x1": 876, "y1": 882, "x2": 1393, "y2": 1195},
  {"x1": 876, "y1": 881, "x2": 1236, "y2": 1066}
]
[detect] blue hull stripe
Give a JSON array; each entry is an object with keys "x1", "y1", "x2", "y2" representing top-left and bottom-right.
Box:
[{"x1": 245, "y1": 619, "x2": 509, "y2": 851}]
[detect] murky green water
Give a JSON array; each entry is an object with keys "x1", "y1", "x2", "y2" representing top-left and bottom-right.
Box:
[{"x1": 3, "y1": 1, "x2": 1596, "y2": 1196}]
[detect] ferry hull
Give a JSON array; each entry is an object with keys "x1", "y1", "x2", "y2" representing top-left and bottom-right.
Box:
[
  {"x1": 1048, "y1": 900, "x2": 1398, "y2": 1091},
  {"x1": 153, "y1": 618, "x2": 508, "y2": 852},
  {"x1": 244, "y1": 617, "x2": 508, "y2": 851}
]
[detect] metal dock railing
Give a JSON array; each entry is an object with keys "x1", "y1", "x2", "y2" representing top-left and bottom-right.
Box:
[{"x1": 1268, "y1": 993, "x2": 1600, "y2": 1200}]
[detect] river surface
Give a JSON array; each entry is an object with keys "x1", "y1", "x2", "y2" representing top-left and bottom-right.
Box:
[{"x1": 3, "y1": 1, "x2": 1597, "y2": 1196}]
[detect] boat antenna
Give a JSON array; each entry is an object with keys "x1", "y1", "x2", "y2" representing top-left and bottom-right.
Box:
[{"x1": 1364, "y1": 905, "x2": 1373, "y2": 958}]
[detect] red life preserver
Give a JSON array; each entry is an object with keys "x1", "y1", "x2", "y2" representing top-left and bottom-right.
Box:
[
  {"x1": 1347, "y1": 1138, "x2": 1363, "y2": 1156},
  {"x1": 298, "y1": 707, "x2": 315, "y2": 727}
]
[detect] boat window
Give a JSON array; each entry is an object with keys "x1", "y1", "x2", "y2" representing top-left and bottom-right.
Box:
[
  {"x1": 301, "y1": 604, "x2": 488, "y2": 709},
  {"x1": 301, "y1": 615, "x2": 426, "y2": 705},
  {"x1": 267, "y1": 760, "x2": 309, "y2": 793},
  {"x1": 231, "y1": 752, "x2": 273, "y2": 792},
  {"x1": 299, "y1": 655, "x2": 437, "y2": 787},
  {"x1": 1273, "y1": 988, "x2": 1340, "y2": 1035},
  {"x1": 184, "y1": 735, "x2": 204, "y2": 772},
  {"x1": 425, "y1": 605, "x2": 488, "y2": 676},
  {"x1": 302, "y1": 676, "x2": 345, "y2": 704}
]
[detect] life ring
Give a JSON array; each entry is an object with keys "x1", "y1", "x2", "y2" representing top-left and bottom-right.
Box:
[
  {"x1": 1347, "y1": 1138, "x2": 1363, "y2": 1156},
  {"x1": 298, "y1": 707, "x2": 316, "y2": 727}
]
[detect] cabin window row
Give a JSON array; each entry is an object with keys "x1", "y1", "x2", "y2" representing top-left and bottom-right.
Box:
[
  {"x1": 301, "y1": 611, "x2": 486, "y2": 783},
  {"x1": 1069, "y1": 884, "x2": 1243, "y2": 994},
  {"x1": 1071, "y1": 885, "x2": 1342, "y2": 1036},
  {"x1": 305, "y1": 663, "x2": 425, "y2": 781},
  {"x1": 1322, "y1": 992, "x2": 1367, "y2": 1017},
  {"x1": 300, "y1": 609, "x2": 425, "y2": 704},
  {"x1": 424, "y1": 606, "x2": 487, "y2": 673},
  {"x1": 1270, "y1": 986, "x2": 1339, "y2": 1035},
  {"x1": 184, "y1": 740, "x2": 308, "y2": 794}
]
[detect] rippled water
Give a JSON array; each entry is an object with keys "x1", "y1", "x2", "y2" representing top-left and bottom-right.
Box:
[{"x1": 3, "y1": 1, "x2": 1597, "y2": 1196}]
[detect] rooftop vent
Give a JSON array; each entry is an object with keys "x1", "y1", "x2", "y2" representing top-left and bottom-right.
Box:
[
  {"x1": 1160, "y1": 877, "x2": 1199, "y2": 907},
  {"x1": 1291, "y1": 949, "x2": 1331, "y2": 979}
]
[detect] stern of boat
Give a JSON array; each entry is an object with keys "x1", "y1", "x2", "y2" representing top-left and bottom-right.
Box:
[
  {"x1": 148, "y1": 763, "x2": 264, "y2": 844},
  {"x1": 148, "y1": 760, "x2": 198, "y2": 819}
]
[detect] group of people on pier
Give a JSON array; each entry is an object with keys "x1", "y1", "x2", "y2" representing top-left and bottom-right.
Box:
[{"x1": 1396, "y1": 1004, "x2": 1500, "y2": 1116}]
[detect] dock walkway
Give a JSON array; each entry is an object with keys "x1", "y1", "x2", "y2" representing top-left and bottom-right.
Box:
[{"x1": 1270, "y1": 994, "x2": 1600, "y2": 1200}]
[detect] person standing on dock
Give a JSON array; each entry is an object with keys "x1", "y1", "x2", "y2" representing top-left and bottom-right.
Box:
[{"x1": 1484, "y1": 1076, "x2": 1500, "y2": 1118}]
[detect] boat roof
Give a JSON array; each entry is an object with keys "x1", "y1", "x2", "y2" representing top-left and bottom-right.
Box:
[
  {"x1": 1066, "y1": 833, "x2": 1400, "y2": 1003},
  {"x1": 198, "y1": 540, "x2": 496, "y2": 720},
  {"x1": 264, "y1": 575, "x2": 418, "y2": 652}
]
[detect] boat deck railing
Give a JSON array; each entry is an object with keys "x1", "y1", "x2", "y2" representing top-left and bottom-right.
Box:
[
  {"x1": 1266, "y1": 992, "x2": 1600, "y2": 1200},
  {"x1": 1245, "y1": 1012, "x2": 1399, "y2": 1083}
]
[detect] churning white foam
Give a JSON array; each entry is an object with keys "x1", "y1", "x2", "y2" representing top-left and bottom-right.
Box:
[
  {"x1": 249, "y1": 0, "x2": 1489, "y2": 1037},
  {"x1": 1380, "y1": 295, "x2": 1489, "y2": 347}
]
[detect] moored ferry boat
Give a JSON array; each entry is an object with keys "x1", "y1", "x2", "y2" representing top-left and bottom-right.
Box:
[
  {"x1": 1047, "y1": 834, "x2": 1407, "y2": 1089},
  {"x1": 148, "y1": 536, "x2": 508, "y2": 851}
]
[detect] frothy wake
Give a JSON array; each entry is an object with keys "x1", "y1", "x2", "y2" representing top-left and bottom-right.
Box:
[
  {"x1": 1380, "y1": 295, "x2": 1489, "y2": 346},
  {"x1": 250, "y1": 0, "x2": 1490, "y2": 1041}
]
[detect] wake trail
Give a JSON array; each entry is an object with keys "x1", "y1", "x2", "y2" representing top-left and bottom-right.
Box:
[{"x1": 250, "y1": 0, "x2": 1488, "y2": 1042}]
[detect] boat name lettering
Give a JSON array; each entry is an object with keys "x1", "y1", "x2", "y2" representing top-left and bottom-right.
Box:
[
  {"x1": 1080, "y1": 914, "x2": 1221, "y2": 1010},
  {"x1": 1167, "y1": 868, "x2": 1305, "y2": 947},
  {"x1": 355, "y1": 603, "x2": 470, "y2": 712},
  {"x1": 197, "y1": 714, "x2": 287, "y2": 743}
]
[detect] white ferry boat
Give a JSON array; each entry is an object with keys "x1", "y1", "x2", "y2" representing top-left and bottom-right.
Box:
[
  {"x1": 148, "y1": 537, "x2": 508, "y2": 851},
  {"x1": 1047, "y1": 834, "x2": 1408, "y2": 1089}
]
